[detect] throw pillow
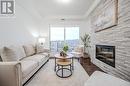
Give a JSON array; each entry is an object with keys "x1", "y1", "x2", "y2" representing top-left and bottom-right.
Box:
[
  {"x1": 36, "y1": 44, "x2": 45, "y2": 53},
  {"x1": 23, "y1": 44, "x2": 36, "y2": 56},
  {"x1": 1, "y1": 46, "x2": 19, "y2": 61}
]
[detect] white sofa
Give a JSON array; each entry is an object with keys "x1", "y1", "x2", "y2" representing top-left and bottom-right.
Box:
[
  {"x1": 0, "y1": 44, "x2": 50, "y2": 86},
  {"x1": 84, "y1": 71, "x2": 130, "y2": 86}
]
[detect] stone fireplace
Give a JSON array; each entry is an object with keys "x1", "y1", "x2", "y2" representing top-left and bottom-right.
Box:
[{"x1": 89, "y1": 0, "x2": 130, "y2": 81}]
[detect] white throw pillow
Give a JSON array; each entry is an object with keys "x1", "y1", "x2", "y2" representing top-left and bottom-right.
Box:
[
  {"x1": 17, "y1": 46, "x2": 26, "y2": 60},
  {"x1": 23, "y1": 44, "x2": 36, "y2": 56},
  {"x1": 0, "y1": 46, "x2": 26, "y2": 61},
  {"x1": 36, "y1": 45, "x2": 45, "y2": 53}
]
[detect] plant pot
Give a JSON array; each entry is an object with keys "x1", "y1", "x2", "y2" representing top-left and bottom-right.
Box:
[
  {"x1": 83, "y1": 52, "x2": 89, "y2": 58},
  {"x1": 60, "y1": 51, "x2": 67, "y2": 57}
]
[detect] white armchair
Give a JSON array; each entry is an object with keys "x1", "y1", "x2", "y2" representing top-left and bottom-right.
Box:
[
  {"x1": 0, "y1": 62, "x2": 22, "y2": 86},
  {"x1": 71, "y1": 45, "x2": 84, "y2": 61}
]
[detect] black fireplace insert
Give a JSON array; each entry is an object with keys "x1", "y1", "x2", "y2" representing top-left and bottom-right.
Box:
[{"x1": 96, "y1": 45, "x2": 115, "y2": 67}]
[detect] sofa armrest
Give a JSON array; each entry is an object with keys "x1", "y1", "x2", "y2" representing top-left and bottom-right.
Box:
[
  {"x1": 43, "y1": 48, "x2": 50, "y2": 53},
  {"x1": 84, "y1": 71, "x2": 130, "y2": 86},
  {"x1": 0, "y1": 62, "x2": 22, "y2": 86}
]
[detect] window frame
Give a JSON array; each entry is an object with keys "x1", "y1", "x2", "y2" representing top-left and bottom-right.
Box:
[{"x1": 49, "y1": 26, "x2": 80, "y2": 52}]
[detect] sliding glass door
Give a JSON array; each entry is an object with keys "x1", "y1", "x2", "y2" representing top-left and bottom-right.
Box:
[{"x1": 50, "y1": 26, "x2": 79, "y2": 53}]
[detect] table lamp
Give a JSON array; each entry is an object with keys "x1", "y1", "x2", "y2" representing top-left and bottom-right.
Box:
[{"x1": 38, "y1": 37, "x2": 45, "y2": 45}]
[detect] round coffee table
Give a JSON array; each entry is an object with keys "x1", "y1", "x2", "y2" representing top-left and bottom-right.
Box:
[{"x1": 54, "y1": 54, "x2": 74, "y2": 78}]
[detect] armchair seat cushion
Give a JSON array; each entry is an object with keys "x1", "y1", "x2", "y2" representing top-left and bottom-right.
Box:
[
  {"x1": 20, "y1": 61, "x2": 38, "y2": 78},
  {"x1": 71, "y1": 51, "x2": 82, "y2": 57},
  {"x1": 71, "y1": 45, "x2": 84, "y2": 58}
]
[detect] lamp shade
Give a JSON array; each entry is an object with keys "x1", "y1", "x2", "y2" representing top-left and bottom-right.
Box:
[{"x1": 38, "y1": 37, "x2": 45, "y2": 44}]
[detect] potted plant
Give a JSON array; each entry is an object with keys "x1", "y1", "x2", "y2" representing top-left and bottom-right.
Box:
[
  {"x1": 60, "y1": 44, "x2": 69, "y2": 57},
  {"x1": 80, "y1": 34, "x2": 91, "y2": 58}
]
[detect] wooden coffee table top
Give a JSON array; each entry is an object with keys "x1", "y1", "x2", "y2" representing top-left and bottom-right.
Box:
[
  {"x1": 56, "y1": 59, "x2": 72, "y2": 66},
  {"x1": 55, "y1": 53, "x2": 73, "y2": 59}
]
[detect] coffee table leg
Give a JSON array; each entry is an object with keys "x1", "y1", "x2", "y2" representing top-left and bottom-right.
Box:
[
  {"x1": 70, "y1": 64, "x2": 71, "y2": 70},
  {"x1": 54, "y1": 58, "x2": 56, "y2": 71},
  {"x1": 72, "y1": 58, "x2": 74, "y2": 70},
  {"x1": 62, "y1": 66, "x2": 63, "y2": 77}
]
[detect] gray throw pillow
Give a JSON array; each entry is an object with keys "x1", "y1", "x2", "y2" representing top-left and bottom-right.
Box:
[
  {"x1": 1, "y1": 46, "x2": 19, "y2": 61},
  {"x1": 23, "y1": 44, "x2": 36, "y2": 57},
  {"x1": 0, "y1": 46, "x2": 26, "y2": 62},
  {"x1": 36, "y1": 44, "x2": 45, "y2": 53}
]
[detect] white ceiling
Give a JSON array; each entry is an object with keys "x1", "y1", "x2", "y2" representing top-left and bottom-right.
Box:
[
  {"x1": 17, "y1": 0, "x2": 100, "y2": 20},
  {"x1": 34, "y1": 0, "x2": 94, "y2": 17}
]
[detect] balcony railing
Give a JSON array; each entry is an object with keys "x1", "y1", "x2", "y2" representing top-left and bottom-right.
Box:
[{"x1": 50, "y1": 39, "x2": 79, "y2": 53}]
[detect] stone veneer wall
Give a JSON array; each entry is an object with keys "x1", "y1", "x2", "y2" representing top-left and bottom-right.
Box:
[{"x1": 90, "y1": 0, "x2": 130, "y2": 81}]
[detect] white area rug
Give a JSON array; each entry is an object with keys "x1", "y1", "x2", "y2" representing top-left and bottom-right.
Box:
[{"x1": 25, "y1": 59, "x2": 89, "y2": 86}]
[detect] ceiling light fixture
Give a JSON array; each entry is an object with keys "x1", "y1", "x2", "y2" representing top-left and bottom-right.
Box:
[
  {"x1": 57, "y1": 0, "x2": 71, "y2": 4},
  {"x1": 61, "y1": 18, "x2": 65, "y2": 21}
]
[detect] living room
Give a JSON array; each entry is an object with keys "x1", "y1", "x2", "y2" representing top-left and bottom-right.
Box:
[{"x1": 0, "y1": 0, "x2": 130, "y2": 86}]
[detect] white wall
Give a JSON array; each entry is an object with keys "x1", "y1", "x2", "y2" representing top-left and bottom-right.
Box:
[
  {"x1": 0, "y1": 2, "x2": 41, "y2": 48},
  {"x1": 0, "y1": 4, "x2": 91, "y2": 49},
  {"x1": 0, "y1": 1, "x2": 91, "y2": 49}
]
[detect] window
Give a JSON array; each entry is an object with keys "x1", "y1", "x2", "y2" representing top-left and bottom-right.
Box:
[
  {"x1": 50, "y1": 26, "x2": 79, "y2": 53},
  {"x1": 65, "y1": 27, "x2": 79, "y2": 52}
]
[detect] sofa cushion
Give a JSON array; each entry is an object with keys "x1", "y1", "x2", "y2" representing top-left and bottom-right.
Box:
[
  {"x1": 37, "y1": 52, "x2": 49, "y2": 57},
  {"x1": 84, "y1": 71, "x2": 130, "y2": 86},
  {"x1": 23, "y1": 44, "x2": 35, "y2": 57},
  {"x1": 20, "y1": 60, "x2": 38, "y2": 78},
  {"x1": 0, "y1": 46, "x2": 26, "y2": 62},
  {"x1": 36, "y1": 45, "x2": 45, "y2": 53},
  {"x1": 22, "y1": 54, "x2": 48, "y2": 65}
]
